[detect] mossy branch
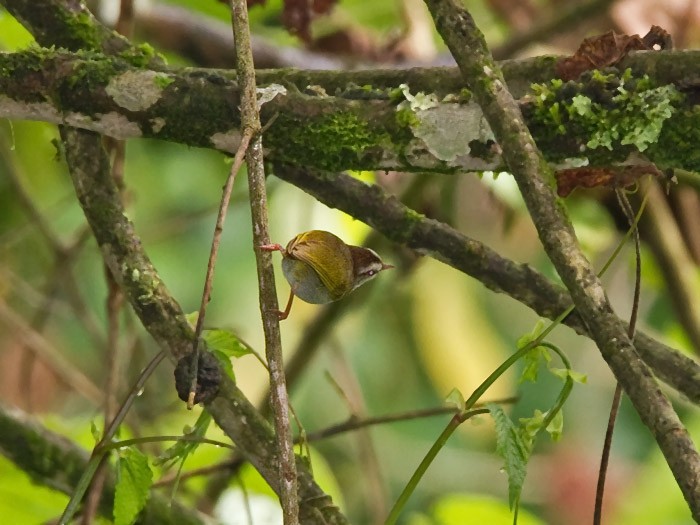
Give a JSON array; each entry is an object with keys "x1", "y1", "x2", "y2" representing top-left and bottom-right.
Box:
[{"x1": 3, "y1": 48, "x2": 700, "y2": 172}]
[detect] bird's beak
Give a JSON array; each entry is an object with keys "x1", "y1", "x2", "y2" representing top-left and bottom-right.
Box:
[{"x1": 381, "y1": 263, "x2": 395, "y2": 271}]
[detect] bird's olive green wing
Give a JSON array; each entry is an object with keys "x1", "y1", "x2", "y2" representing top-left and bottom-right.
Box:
[{"x1": 287, "y1": 230, "x2": 353, "y2": 300}]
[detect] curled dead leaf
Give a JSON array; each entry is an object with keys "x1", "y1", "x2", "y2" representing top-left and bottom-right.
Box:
[
  {"x1": 556, "y1": 164, "x2": 664, "y2": 197},
  {"x1": 556, "y1": 26, "x2": 672, "y2": 81}
]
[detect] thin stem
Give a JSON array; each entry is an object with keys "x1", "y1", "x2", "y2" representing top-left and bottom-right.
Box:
[
  {"x1": 304, "y1": 397, "x2": 517, "y2": 442},
  {"x1": 102, "y1": 435, "x2": 237, "y2": 452},
  {"x1": 384, "y1": 409, "x2": 489, "y2": 525},
  {"x1": 594, "y1": 189, "x2": 643, "y2": 525},
  {"x1": 0, "y1": 298, "x2": 102, "y2": 402},
  {"x1": 58, "y1": 350, "x2": 167, "y2": 524},
  {"x1": 229, "y1": 0, "x2": 298, "y2": 521},
  {"x1": 188, "y1": 130, "x2": 252, "y2": 409}
]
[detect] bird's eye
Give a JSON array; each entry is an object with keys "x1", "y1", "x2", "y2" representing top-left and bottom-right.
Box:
[{"x1": 366, "y1": 270, "x2": 377, "y2": 277}]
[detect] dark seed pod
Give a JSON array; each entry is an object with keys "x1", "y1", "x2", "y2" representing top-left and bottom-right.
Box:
[{"x1": 174, "y1": 350, "x2": 221, "y2": 404}]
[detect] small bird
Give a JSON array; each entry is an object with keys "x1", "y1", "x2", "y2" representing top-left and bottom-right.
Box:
[{"x1": 260, "y1": 230, "x2": 393, "y2": 319}]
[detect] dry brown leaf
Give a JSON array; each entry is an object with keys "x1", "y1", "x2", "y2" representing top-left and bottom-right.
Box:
[
  {"x1": 556, "y1": 164, "x2": 663, "y2": 197},
  {"x1": 556, "y1": 26, "x2": 671, "y2": 81}
]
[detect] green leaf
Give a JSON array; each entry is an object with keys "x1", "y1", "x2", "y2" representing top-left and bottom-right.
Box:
[
  {"x1": 114, "y1": 448, "x2": 152, "y2": 525},
  {"x1": 549, "y1": 367, "x2": 587, "y2": 384},
  {"x1": 444, "y1": 387, "x2": 466, "y2": 411},
  {"x1": 520, "y1": 345, "x2": 551, "y2": 384},
  {"x1": 520, "y1": 408, "x2": 565, "y2": 444},
  {"x1": 90, "y1": 420, "x2": 101, "y2": 443},
  {"x1": 202, "y1": 329, "x2": 252, "y2": 359},
  {"x1": 517, "y1": 320, "x2": 552, "y2": 384},
  {"x1": 515, "y1": 319, "x2": 546, "y2": 349},
  {"x1": 154, "y1": 411, "x2": 212, "y2": 469},
  {"x1": 519, "y1": 409, "x2": 545, "y2": 447},
  {"x1": 211, "y1": 349, "x2": 236, "y2": 382},
  {"x1": 184, "y1": 311, "x2": 198, "y2": 327},
  {"x1": 546, "y1": 410, "x2": 564, "y2": 441},
  {"x1": 487, "y1": 404, "x2": 529, "y2": 510}
]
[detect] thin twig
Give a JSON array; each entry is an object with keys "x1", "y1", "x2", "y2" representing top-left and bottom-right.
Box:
[
  {"x1": 594, "y1": 189, "x2": 643, "y2": 525},
  {"x1": 155, "y1": 396, "x2": 518, "y2": 488},
  {"x1": 229, "y1": 0, "x2": 299, "y2": 522},
  {"x1": 637, "y1": 180, "x2": 700, "y2": 353},
  {"x1": 0, "y1": 298, "x2": 102, "y2": 402},
  {"x1": 326, "y1": 348, "x2": 387, "y2": 521},
  {"x1": 187, "y1": 128, "x2": 253, "y2": 409},
  {"x1": 58, "y1": 350, "x2": 168, "y2": 524}
]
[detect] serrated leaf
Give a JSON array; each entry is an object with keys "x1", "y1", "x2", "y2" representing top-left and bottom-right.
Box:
[
  {"x1": 114, "y1": 448, "x2": 152, "y2": 525},
  {"x1": 444, "y1": 387, "x2": 466, "y2": 411},
  {"x1": 203, "y1": 329, "x2": 252, "y2": 358},
  {"x1": 487, "y1": 404, "x2": 529, "y2": 510}
]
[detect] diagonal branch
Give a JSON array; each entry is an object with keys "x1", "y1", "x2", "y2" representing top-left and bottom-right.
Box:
[{"x1": 423, "y1": 0, "x2": 700, "y2": 517}]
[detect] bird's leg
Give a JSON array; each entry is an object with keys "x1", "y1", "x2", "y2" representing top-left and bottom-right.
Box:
[
  {"x1": 277, "y1": 289, "x2": 295, "y2": 321},
  {"x1": 259, "y1": 243, "x2": 285, "y2": 253},
  {"x1": 259, "y1": 242, "x2": 292, "y2": 319}
]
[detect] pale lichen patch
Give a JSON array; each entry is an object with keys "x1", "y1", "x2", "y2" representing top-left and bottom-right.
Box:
[
  {"x1": 64, "y1": 111, "x2": 142, "y2": 139},
  {"x1": 412, "y1": 102, "x2": 495, "y2": 164},
  {"x1": 396, "y1": 85, "x2": 497, "y2": 167},
  {"x1": 256, "y1": 84, "x2": 287, "y2": 109},
  {"x1": 106, "y1": 70, "x2": 166, "y2": 112},
  {"x1": 150, "y1": 117, "x2": 166, "y2": 133},
  {"x1": 0, "y1": 95, "x2": 61, "y2": 123},
  {"x1": 211, "y1": 130, "x2": 243, "y2": 152}
]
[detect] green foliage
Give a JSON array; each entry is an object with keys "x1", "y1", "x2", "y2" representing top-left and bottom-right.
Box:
[
  {"x1": 519, "y1": 408, "x2": 563, "y2": 444},
  {"x1": 487, "y1": 404, "x2": 529, "y2": 510},
  {"x1": 517, "y1": 320, "x2": 549, "y2": 383},
  {"x1": 203, "y1": 328, "x2": 254, "y2": 381},
  {"x1": 444, "y1": 387, "x2": 466, "y2": 411},
  {"x1": 202, "y1": 328, "x2": 252, "y2": 359},
  {"x1": 154, "y1": 411, "x2": 212, "y2": 470},
  {"x1": 114, "y1": 448, "x2": 153, "y2": 525}
]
